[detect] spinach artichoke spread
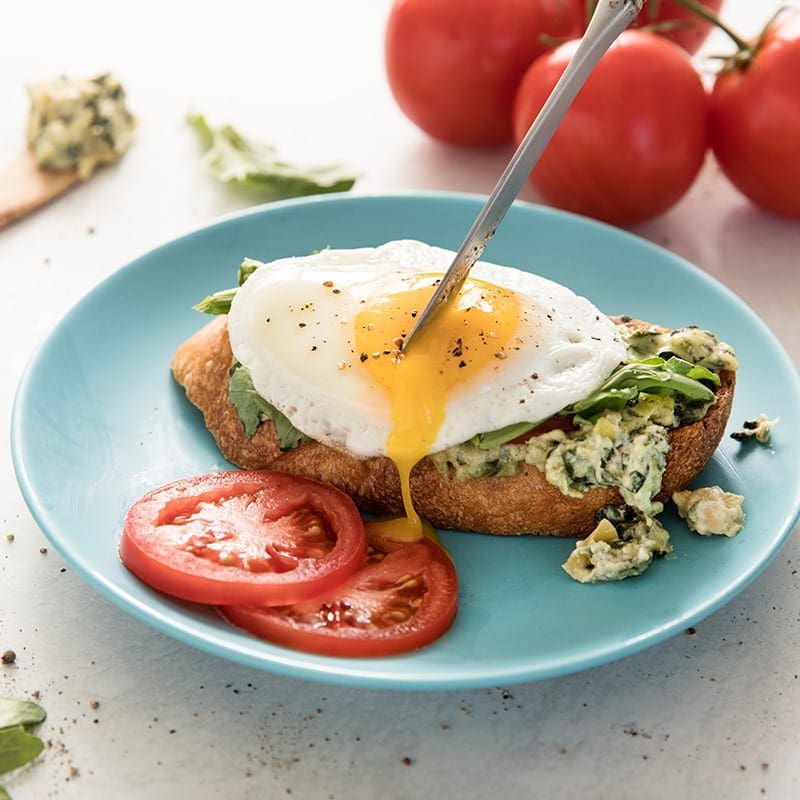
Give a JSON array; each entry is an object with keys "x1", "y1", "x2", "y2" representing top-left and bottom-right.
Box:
[
  {"x1": 429, "y1": 322, "x2": 739, "y2": 584},
  {"x1": 26, "y1": 74, "x2": 135, "y2": 179}
]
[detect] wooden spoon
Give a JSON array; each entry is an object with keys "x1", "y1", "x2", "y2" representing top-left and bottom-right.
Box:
[{"x1": 0, "y1": 149, "x2": 79, "y2": 230}]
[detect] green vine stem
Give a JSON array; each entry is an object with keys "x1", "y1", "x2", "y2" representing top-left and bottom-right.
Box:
[
  {"x1": 667, "y1": 0, "x2": 751, "y2": 50},
  {"x1": 673, "y1": 1, "x2": 794, "y2": 70},
  {"x1": 584, "y1": 1, "x2": 792, "y2": 71}
]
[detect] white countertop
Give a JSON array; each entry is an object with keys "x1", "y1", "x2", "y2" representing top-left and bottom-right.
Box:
[{"x1": 2, "y1": 2, "x2": 799, "y2": 798}]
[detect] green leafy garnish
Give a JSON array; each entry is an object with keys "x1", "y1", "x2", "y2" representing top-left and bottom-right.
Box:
[
  {"x1": 193, "y1": 287, "x2": 238, "y2": 315},
  {"x1": 471, "y1": 421, "x2": 539, "y2": 451},
  {"x1": 0, "y1": 697, "x2": 46, "y2": 798},
  {"x1": 0, "y1": 727, "x2": 44, "y2": 774},
  {"x1": 467, "y1": 356, "x2": 718, "y2": 450},
  {"x1": 194, "y1": 257, "x2": 263, "y2": 315},
  {"x1": 187, "y1": 113, "x2": 358, "y2": 199},
  {"x1": 566, "y1": 357, "x2": 718, "y2": 424},
  {"x1": 228, "y1": 363, "x2": 309, "y2": 449},
  {"x1": 0, "y1": 699, "x2": 46, "y2": 730}
]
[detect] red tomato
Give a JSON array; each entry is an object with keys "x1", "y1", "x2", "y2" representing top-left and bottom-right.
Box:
[
  {"x1": 629, "y1": 0, "x2": 725, "y2": 53},
  {"x1": 709, "y1": 13, "x2": 800, "y2": 218},
  {"x1": 220, "y1": 530, "x2": 458, "y2": 657},
  {"x1": 511, "y1": 31, "x2": 709, "y2": 226},
  {"x1": 384, "y1": 0, "x2": 584, "y2": 147},
  {"x1": 120, "y1": 471, "x2": 366, "y2": 606}
]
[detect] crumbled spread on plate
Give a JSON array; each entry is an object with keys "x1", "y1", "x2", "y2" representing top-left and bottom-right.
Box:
[
  {"x1": 26, "y1": 73, "x2": 135, "y2": 178},
  {"x1": 562, "y1": 517, "x2": 672, "y2": 583},
  {"x1": 672, "y1": 486, "x2": 745, "y2": 537},
  {"x1": 730, "y1": 413, "x2": 779, "y2": 444}
]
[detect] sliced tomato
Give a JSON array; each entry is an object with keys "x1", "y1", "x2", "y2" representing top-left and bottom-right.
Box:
[
  {"x1": 120, "y1": 470, "x2": 366, "y2": 606},
  {"x1": 219, "y1": 528, "x2": 458, "y2": 657}
]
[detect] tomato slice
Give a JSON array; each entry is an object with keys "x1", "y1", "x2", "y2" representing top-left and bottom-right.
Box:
[
  {"x1": 119, "y1": 471, "x2": 366, "y2": 606},
  {"x1": 219, "y1": 528, "x2": 458, "y2": 657}
]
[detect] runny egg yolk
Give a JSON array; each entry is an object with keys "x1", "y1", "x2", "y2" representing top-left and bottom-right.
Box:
[{"x1": 354, "y1": 274, "x2": 522, "y2": 541}]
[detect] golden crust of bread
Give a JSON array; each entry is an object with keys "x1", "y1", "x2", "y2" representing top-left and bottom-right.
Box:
[{"x1": 171, "y1": 316, "x2": 736, "y2": 538}]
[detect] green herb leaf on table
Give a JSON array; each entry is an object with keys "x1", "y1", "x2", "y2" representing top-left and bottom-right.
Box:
[
  {"x1": 187, "y1": 113, "x2": 358, "y2": 199},
  {"x1": 0, "y1": 697, "x2": 47, "y2": 795},
  {"x1": 0, "y1": 699, "x2": 46, "y2": 730},
  {"x1": 0, "y1": 726, "x2": 44, "y2": 775}
]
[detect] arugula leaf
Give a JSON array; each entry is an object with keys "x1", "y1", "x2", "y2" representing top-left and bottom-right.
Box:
[
  {"x1": 471, "y1": 421, "x2": 538, "y2": 450},
  {"x1": 228, "y1": 364, "x2": 308, "y2": 449},
  {"x1": 193, "y1": 257, "x2": 264, "y2": 315},
  {"x1": 567, "y1": 357, "x2": 718, "y2": 423},
  {"x1": 237, "y1": 258, "x2": 261, "y2": 285},
  {"x1": 187, "y1": 113, "x2": 358, "y2": 199},
  {"x1": 0, "y1": 727, "x2": 44, "y2": 775},
  {"x1": 467, "y1": 356, "x2": 719, "y2": 450},
  {"x1": 0, "y1": 697, "x2": 46, "y2": 798},
  {"x1": 0, "y1": 699, "x2": 46, "y2": 730},
  {"x1": 193, "y1": 287, "x2": 238, "y2": 315}
]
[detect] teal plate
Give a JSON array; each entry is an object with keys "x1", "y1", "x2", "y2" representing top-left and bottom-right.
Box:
[{"x1": 11, "y1": 193, "x2": 800, "y2": 689}]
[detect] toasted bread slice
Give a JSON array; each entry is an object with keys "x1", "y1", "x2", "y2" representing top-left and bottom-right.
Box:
[{"x1": 171, "y1": 316, "x2": 735, "y2": 537}]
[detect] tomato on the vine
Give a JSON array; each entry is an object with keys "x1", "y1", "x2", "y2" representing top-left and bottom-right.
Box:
[
  {"x1": 384, "y1": 0, "x2": 584, "y2": 147},
  {"x1": 709, "y1": 12, "x2": 800, "y2": 219},
  {"x1": 220, "y1": 527, "x2": 458, "y2": 657},
  {"x1": 511, "y1": 31, "x2": 709, "y2": 226},
  {"x1": 120, "y1": 470, "x2": 367, "y2": 606},
  {"x1": 628, "y1": 0, "x2": 725, "y2": 53}
]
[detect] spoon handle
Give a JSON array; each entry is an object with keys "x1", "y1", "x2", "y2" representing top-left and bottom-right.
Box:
[{"x1": 403, "y1": 0, "x2": 643, "y2": 351}]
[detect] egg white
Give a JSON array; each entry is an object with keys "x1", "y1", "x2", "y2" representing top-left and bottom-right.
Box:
[{"x1": 227, "y1": 240, "x2": 626, "y2": 458}]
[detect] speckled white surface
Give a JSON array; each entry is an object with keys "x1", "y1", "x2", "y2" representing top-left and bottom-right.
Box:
[{"x1": 2, "y1": 2, "x2": 799, "y2": 798}]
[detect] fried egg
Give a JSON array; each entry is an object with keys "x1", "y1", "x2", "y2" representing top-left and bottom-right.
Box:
[{"x1": 228, "y1": 240, "x2": 626, "y2": 538}]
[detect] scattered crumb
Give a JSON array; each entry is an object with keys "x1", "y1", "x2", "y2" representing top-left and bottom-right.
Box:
[
  {"x1": 2, "y1": 649, "x2": 16, "y2": 665},
  {"x1": 5, "y1": 533, "x2": 13, "y2": 542},
  {"x1": 686, "y1": 627, "x2": 697, "y2": 635},
  {"x1": 40, "y1": 547, "x2": 48, "y2": 554},
  {"x1": 402, "y1": 757, "x2": 413, "y2": 766},
  {"x1": 731, "y1": 413, "x2": 779, "y2": 444}
]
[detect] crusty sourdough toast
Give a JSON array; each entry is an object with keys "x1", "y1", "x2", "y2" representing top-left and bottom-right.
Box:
[{"x1": 171, "y1": 315, "x2": 735, "y2": 537}]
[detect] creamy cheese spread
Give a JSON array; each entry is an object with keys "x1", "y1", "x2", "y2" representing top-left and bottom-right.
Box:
[
  {"x1": 562, "y1": 517, "x2": 672, "y2": 583},
  {"x1": 620, "y1": 324, "x2": 739, "y2": 374},
  {"x1": 26, "y1": 74, "x2": 135, "y2": 178},
  {"x1": 433, "y1": 393, "x2": 677, "y2": 518},
  {"x1": 522, "y1": 395, "x2": 674, "y2": 518},
  {"x1": 672, "y1": 486, "x2": 745, "y2": 537}
]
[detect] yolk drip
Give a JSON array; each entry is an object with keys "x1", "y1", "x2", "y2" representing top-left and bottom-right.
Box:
[{"x1": 354, "y1": 274, "x2": 522, "y2": 541}]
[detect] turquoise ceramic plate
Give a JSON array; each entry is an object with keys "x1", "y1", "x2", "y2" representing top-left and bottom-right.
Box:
[{"x1": 12, "y1": 193, "x2": 800, "y2": 689}]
